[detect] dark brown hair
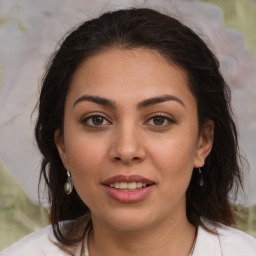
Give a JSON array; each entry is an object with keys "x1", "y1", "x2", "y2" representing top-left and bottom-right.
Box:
[{"x1": 35, "y1": 7, "x2": 243, "y2": 252}]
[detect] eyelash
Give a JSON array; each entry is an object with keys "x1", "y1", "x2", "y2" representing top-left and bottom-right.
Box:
[
  {"x1": 80, "y1": 113, "x2": 175, "y2": 128},
  {"x1": 146, "y1": 113, "x2": 175, "y2": 127},
  {"x1": 80, "y1": 113, "x2": 111, "y2": 127}
]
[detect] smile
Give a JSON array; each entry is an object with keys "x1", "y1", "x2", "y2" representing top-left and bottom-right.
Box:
[
  {"x1": 103, "y1": 175, "x2": 155, "y2": 203},
  {"x1": 109, "y1": 182, "x2": 147, "y2": 190}
]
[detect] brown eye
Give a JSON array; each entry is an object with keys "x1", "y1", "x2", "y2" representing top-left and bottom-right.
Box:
[
  {"x1": 153, "y1": 116, "x2": 165, "y2": 125},
  {"x1": 146, "y1": 114, "x2": 175, "y2": 127},
  {"x1": 92, "y1": 116, "x2": 104, "y2": 125},
  {"x1": 81, "y1": 114, "x2": 111, "y2": 127}
]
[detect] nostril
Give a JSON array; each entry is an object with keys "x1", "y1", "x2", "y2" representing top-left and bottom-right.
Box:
[{"x1": 113, "y1": 156, "x2": 141, "y2": 162}]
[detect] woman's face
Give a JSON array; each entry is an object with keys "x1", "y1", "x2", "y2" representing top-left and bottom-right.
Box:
[{"x1": 56, "y1": 48, "x2": 213, "y2": 231}]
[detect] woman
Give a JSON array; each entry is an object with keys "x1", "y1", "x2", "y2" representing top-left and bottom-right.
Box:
[{"x1": 1, "y1": 7, "x2": 256, "y2": 256}]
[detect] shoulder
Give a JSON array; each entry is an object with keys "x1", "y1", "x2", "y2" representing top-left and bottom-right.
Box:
[
  {"x1": 194, "y1": 218, "x2": 256, "y2": 256},
  {"x1": 0, "y1": 215, "x2": 91, "y2": 256},
  {"x1": 216, "y1": 222, "x2": 256, "y2": 255},
  {"x1": 0, "y1": 225, "x2": 66, "y2": 256}
]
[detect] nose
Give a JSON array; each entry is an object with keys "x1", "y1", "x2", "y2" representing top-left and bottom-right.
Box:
[{"x1": 108, "y1": 123, "x2": 146, "y2": 165}]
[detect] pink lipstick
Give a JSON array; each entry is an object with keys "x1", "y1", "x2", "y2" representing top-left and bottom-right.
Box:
[{"x1": 103, "y1": 175, "x2": 155, "y2": 203}]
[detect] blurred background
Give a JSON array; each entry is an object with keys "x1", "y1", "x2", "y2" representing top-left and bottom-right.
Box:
[{"x1": 0, "y1": 0, "x2": 256, "y2": 250}]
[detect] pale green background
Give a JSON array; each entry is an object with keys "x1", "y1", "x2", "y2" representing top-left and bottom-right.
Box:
[
  {"x1": 202, "y1": 0, "x2": 256, "y2": 58},
  {"x1": 0, "y1": 0, "x2": 256, "y2": 250},
  {"x1": 0, "y1": 164, "x2": 49, "y2": 250}
]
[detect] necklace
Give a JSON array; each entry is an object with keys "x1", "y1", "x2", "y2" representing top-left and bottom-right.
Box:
[
  {"x1": 84, "y1": 227, "x2": 198, "y2": 256},
  {"x1": 188, "y1": 227, "x2": 198, "y2": 256}
]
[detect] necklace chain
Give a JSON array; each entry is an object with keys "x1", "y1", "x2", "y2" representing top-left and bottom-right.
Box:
[
  {"x1": 84, "y1": 227, "x2": 198, "y2": 256},
  {"x1": 188, "y1": 227, "x2": 198, "y2": 256}
]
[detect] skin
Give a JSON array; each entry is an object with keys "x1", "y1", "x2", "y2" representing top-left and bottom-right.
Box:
[{"x1": 55, "y1": 48, "x2": 214, "y2": 256}]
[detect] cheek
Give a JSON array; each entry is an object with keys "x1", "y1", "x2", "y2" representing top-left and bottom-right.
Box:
[
  {"x1": 64, "y1": 136, "x2": 107, "y2": 207},
  {"x1": 64, "y1": 133, "x2": 107, "y2": 179},
  {"x1": 151, "y1": 134, "x2": 197, "y2": 169},
  {"x1": 149, "y1": 130, "x2": 197, "y2": 191}
]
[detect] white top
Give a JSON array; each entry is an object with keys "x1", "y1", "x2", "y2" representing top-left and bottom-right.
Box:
[{"x1": 1, "y1": 219, "x2": 256, "y2": 256}]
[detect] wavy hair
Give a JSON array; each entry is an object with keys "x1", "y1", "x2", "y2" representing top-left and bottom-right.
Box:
[{"x1": 35, "y1": 7, "x2": 243, "y2": 253}]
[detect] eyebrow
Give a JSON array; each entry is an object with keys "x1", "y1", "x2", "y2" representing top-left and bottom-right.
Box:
[
  {"x1": 137, "y1": 94, "x2": 185, "y2": 110},
  {"x1": 73, "y1": 95, "x2": 117, "y2": 109},
  {"x1": 73, "y1": 94, "x2": 184, "y2": 109}
]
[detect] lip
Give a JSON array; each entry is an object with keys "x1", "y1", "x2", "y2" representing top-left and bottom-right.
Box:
[
  {"x1": 103, "y1": 175, "x2": 155, "y2": 185},
  {"x1": 102, "y1": 175, "x2": 156, "y2": 203}
]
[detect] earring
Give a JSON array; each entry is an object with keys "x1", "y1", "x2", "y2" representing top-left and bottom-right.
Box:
[
  {"x1": 64, "y1": 170, "x2": 73, "y2": 194},
  {"x1": 198, "y1": 168, "x2": 204, "y2": 187}
]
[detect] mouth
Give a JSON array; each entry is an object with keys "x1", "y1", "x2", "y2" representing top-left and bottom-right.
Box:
[
  {"x1": 109, "y1": 181, "x2": 152, "y2": 191},
  {"x1": 103, "y1": 175, "x2": 155, "y2": 203},
  {"x1": 103, "y1": 175, "x2": 155, "y2": 192}
]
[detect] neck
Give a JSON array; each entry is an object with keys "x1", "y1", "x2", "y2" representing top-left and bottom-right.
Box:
[{"x1": 88, "y1": 214, "x2": 196, "y2": 256}]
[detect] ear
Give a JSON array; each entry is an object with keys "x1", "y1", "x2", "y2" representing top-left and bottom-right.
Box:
[
  {"x1": 54, "y1": 129, "x2": 70, "y2": 170},
  {"x1": 194, "y1": 119, "x2": 214, "y2": 168}
]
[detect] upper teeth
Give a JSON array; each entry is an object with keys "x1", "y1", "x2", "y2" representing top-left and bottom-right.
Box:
[{"x1": 110, "y1": 182, "x2": 147, "y2": 189}]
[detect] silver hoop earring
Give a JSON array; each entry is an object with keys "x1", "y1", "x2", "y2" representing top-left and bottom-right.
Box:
[
  {"x1": 198, "y1": 168, "x2": 204, "y2": 187},
  {"x1": 64, "y1": 170, "x2": 73, "y2": 194}
]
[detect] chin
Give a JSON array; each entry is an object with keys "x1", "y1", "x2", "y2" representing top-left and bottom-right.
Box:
[{"x1": 100, "y1": 208, "x2": 157, "y2": 232}]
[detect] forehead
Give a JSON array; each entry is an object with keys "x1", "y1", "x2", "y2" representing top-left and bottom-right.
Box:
[{"x1": 67, "y1": 47, "x2": 195, "y2": 108}]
